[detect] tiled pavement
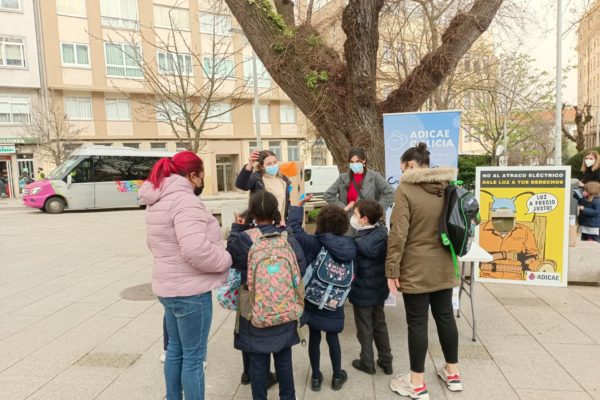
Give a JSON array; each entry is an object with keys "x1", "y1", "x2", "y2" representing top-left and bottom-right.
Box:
[{"x1": 1, "y1": 207, "x2": 599, "y2": 399}]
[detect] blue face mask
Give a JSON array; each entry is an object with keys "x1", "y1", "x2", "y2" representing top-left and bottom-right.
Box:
[
  {"x1": 349, "y1": 162, "x2": 364, "y2": 174},
  {"x1": 265, "y1": 164, "x2": 280, "y2": 176}
]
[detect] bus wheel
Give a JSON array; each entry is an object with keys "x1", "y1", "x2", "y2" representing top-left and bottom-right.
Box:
[{"x1": 45, "y1": 197, "x2": 65, "y2": 214}]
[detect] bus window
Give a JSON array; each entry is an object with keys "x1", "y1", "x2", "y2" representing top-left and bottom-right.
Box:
[
  {"x1": 94, "y1": 156, "x2": 130, "y2": 182},
  {"x1": 66, "y1": 157, "x2": 93, "y2": 183}
]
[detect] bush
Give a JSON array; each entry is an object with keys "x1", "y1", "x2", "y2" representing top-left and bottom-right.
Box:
[
  {"x1": 458, "y1": 154, "x2": 492, "y2": 191},
  {"x1": 566, "y1": 147, "x2": 600, "y2": 180},
  {"x1": 307, "y1": 207, "x2": 321, "y2": 222}
]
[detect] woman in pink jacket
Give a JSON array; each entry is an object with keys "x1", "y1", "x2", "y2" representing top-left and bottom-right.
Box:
[{"x1": 138, "y1": 151, "x2": 232, "y2": 400}]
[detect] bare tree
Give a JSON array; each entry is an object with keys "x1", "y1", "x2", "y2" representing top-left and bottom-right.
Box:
[
  {"x1": 462, "y1": 53, "x2": 554, "y2": 165},
  {"x1": 562, "y1": 104, "x2": 593, "y2": 152},
  {"x1": 223, "y1": 0, "x2": 505, "y2": 171},
  {"x1": 99, "y1": 0, "x2": 253, "y2": 152},
  {"x1": 22, "y1": 92, "x2": 83, "y2": 166}
]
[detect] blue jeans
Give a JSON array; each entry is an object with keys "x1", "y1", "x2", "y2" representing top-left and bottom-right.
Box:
[{"x1": 159, "y1": 292, "x2": 213, "y2": 400}]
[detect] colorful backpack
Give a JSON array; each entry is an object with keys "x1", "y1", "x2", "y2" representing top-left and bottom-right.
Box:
[
  {"x1": 216, "y1": 268, "x2": 242, "y2": 310},
  {"x1": 239, "y1": 228, "x2": 304, "y2": 328},
  {"x1": 303, "y1": 247, "x2": 354, "y2": 311}
]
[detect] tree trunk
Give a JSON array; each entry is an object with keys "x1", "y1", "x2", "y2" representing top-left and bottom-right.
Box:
[{"x1": 224, "y1": 0, "x2": 504, "y2": 172}]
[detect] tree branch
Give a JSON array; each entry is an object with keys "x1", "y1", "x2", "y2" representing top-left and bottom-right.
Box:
[
  {"x1": 274, "y1": 0, "x2": 295, "y2": 27},
  {"x1": 379, "y1": 0, "x2": 504, "y2": 113}
]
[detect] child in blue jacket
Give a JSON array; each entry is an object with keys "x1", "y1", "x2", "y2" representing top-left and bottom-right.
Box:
[
  {"x1": 578, "y1": 182, "x2": 600, "y2": 243},
  {"x1": 288, "y1": 198, "x2": 357, "y2": 392},
  {"x1": 349, "y1": 199, "x2": 393, "y2": 376}
]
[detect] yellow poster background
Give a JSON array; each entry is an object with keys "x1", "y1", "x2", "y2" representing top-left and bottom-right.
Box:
[{"x1": 476, "y1": 168, "x2": 569, "y2": 286}]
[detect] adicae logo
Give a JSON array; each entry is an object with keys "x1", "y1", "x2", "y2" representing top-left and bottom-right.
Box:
[{"x1": 528, "y1": 273, "x2": 535, "y2": 280}]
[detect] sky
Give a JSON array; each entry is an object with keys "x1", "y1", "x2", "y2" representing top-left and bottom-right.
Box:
[{"x1": 505, "y1": 0, "x2": 586, "y2": 105}]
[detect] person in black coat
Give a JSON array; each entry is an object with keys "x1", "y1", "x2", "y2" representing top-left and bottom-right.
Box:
[
  {"x1": 348, "y1": 199, "x2": 393, "y2": 376},
  {"x1": 287, "y1": 201, "x2": 357, "y2": 392},
  {"x1": 235, "y1": 149, "x2": 292, "y2": 222},
  {"x1": 227, "y1": 191, "x2": 307, "y2": 400}
]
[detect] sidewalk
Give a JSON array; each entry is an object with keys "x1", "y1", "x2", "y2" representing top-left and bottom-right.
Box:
[{"x1": 1, "y1": 208, "x2": 599, "y2": 400}]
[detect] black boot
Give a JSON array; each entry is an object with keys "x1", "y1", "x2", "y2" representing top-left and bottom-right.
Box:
[
  {"x1": 377, "y1": 359, "x2": 393, "y2": 375},
  {"x1": 266, "y1": 372, "x2": 278, "y2": 389},
  {"x1": 311, "y1": 371, "x2": 323, "y2": 392},
  {"x1": 331, "y1": 370, "x2": 348, "y2": 391},
  {"x1": 240, "y1": 372, "x2": 250, "y2": 385},
  {"x1": 352, "y1": 359, "x2": 376, "y2": 375}
]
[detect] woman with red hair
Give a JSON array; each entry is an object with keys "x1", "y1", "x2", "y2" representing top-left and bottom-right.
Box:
[{"x1": 139, "y1": 151, "x2": 232, "y2": 400}]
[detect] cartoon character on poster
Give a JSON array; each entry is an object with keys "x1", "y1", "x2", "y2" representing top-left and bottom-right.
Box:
[{"x1": 476, "y1": 167, "x2": 570, "y2": 286}]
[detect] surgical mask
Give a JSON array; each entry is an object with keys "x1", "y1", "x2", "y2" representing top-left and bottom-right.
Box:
[
  {"x1": 194, "y1": 185, "x2": 204, "y2": 196},
  {"x1": 349, "y1": 163, "x2": 364, "y2": 174},
  {"x1": 350, "y1": 215, "x2": 363, "y2": 231},
  {"x1": 492, "y1": 218, "x2": 515, "y2": 234},
  {"x1": 585, "y1": 159, "x2": 595, "y2": 168},
  {"x1": 265, "y1": 164, "x2": 279, "y2": 176}
]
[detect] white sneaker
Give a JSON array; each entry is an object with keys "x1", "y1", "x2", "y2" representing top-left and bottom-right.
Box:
[
  {"x1": 160, "y1": 350, "x2": 166, "y2": 363},
  {"x1": 437, "y1": 366, "x2": 463, "y2": 392},
  {"x1": 389, "y1": 374, "x2": 429, "y2": 399}
]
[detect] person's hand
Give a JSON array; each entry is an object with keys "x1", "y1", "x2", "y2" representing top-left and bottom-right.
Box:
[
  {"x1": 234, "y1": 213, "x2": 246, "y2": 225},
  {"x1": 344, "y1": 201, "x2": 356, "y2": 212},
  {"x1": 579, "y1": 205, "x2": 585, "y2": 211},
  {"x1": 387, "y1": 278, "x2": 399, "y2": 297},
  {"x1": 246, "y1": 150, "x2": 260, "y2": 171},
  {"x1": 298, "y1": 194, "x2": 313, "y2": 206}
]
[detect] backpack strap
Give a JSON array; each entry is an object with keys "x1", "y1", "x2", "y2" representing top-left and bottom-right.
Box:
[
  {"x1": 245, "y1": 228, "x2": 263, "y2": 243},
  {"x1": 350, "y1": 178, "x2": 365, "y2": 201},
  {"x1": 439, "y1": 185, "x2": 460, "y2": 279}
]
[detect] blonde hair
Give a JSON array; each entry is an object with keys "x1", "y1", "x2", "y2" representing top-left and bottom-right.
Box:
[
  {"x1": 584, "y1": 181, "x2": 600, "y2": 199},
  {"x1": 581, "y1": 150, "x2": 600, "y2": 172}
]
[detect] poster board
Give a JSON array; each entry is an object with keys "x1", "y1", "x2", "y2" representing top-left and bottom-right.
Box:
[{"x1": 475, "y1": 167, "x2": 570, "y2": 287}]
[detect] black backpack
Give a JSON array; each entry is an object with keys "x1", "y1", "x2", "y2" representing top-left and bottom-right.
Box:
[{"x1": 439, "y1": 182, "x2": 481, "y2": 278}]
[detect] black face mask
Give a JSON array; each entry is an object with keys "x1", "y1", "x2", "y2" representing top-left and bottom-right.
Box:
[{"x1": 194, "y1": 185, "x2": 204, "y2": 197}]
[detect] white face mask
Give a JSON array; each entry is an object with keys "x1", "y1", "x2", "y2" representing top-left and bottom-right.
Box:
[
  {"x1": 585, "y1": 159, "x2": 595, "y2": 168},
  {"x1": 350, "y1": 215, "x2": 363, "y2": 231}
]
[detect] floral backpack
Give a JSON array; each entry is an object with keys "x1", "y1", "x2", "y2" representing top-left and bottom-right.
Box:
[
  {"x1": 216, "y1": 268, "x2": 242, "y2": 310},
  {"x1": 238, "y1": 228, "x2": 304, "y2": 328}
]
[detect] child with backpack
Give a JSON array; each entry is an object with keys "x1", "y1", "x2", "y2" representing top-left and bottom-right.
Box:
[
  {"x1": 227, "y1": 190, "x2": 307, "y2": 400},
  {"x1": 348, "y1": 199, "x2": 394, "y2": 376},
  {"x1": 287, "y1": 198, "x2": 357, "y2": 392},
  {"x1": 578, "y1": 181, "x2": 600, "y2": 243}
]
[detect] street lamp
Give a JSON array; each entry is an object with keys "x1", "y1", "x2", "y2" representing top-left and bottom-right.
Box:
[
  {"x1": 230, "y1": 27, "x2": 262, "y2": 149},
  {"x1": 554, "y1": 0, "x2": 563, "y2": 165}
]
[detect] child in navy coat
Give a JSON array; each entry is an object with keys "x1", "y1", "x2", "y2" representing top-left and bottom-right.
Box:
[
  {"x1": 578, "y1": 182, "x2": 600, "y2": 243},
  {"x1": 288, "y1": 199, "x2": 357, "y2": 392},
  {"x1": 348, "y1": 199, "x2": 393, "y2": 375}
]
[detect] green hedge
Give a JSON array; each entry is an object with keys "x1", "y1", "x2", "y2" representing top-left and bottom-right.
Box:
[
  {"x1": 566, "y1": 147, "x2": 600, "y2": 180},
  {"x1": 458, "y1": 155, "x2": 492, "y2": 190}
]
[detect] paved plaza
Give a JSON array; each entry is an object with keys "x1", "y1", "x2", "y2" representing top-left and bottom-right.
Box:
[{"x1": 1, "y1": 204, "x2": 600, "y2": 400}]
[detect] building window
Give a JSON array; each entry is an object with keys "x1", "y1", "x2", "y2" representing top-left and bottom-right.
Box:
[
  {"x1": 0, "y1": 95, "x2": 30, "y2": 123},
  {"x1": 100, "y1": 0, "x2": 139, "y2": 30},
  {"x1": 199, "y1": 13, "x2": 231, "y2": 36},
  {"x1": 154, "y1": 5, "x2": 190, "y2": 30},
  {"x1": 56, "y1": 0, "x2": 86, "y2": 16},
  {"x1": 157, "y1": 101, "x2": 184, "y2": 121},
  {"x1": 0, "y1": 37, "x2": 25, "y2": 68},
  {"x1": 207, "y1": 102, "x2": 232, "y2": 123},
  {"x1": 311, "y1": 139, "x2": 327, "y2": 166},
  {"x1": 150, "y1": 142, "x2": 167, "y2": 150},
  {"x1": 280, "y1": 104, "x2": 296, "y2": 124},
  {"x1": 104, "y1": 42, "x2": 143, "y2": 78},
  {"x1": 93, "y1": 143, "x2": 112, "y2": 146},
  {"x1": 1, "y1": 0, "x2": 20, "y2": 11},
  {"x1": 158, "y1": 52, "x2": 193, "y2": 75},
  {"x1": 64, "y1": 143, "x2": 81, "y2": 153},
  {"x1": 253, "y1": 103, "x2": 270, "y2": 124},
  {"x1": 64, "y1": 96, "x2": 92, "y2": 120},
  {"x1": 176, "y1": 141, "x2": 190, "y2": 151},
  {"x1": 249, "y1": 140, "x2": 258, "y2": 154},
  {"x1": 203, "y1": 56, "x2": 234, "y2": 79},
  {"x1": 61, "y1": 43, "x2": 90, "y2": 67},
  {"x1": 269, "y1": 141, "x2": 281, "y2": 160},
  {"x1": 287, "y1": 140, "x2": 299, "y2": 161},
  {"x1": 122, "y1": 142, "x2": 139, "y2": 149},
  {"x1": 105, "y1": 98, "x2": 131, "y2": 121},
  {"x1": 243, "y1": 57, "x2": 271, "y2": 87}
]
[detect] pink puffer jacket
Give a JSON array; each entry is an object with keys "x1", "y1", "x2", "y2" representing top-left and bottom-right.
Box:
[{"x1": 138, "y1": 174, "x2": 231, "y2": 297}]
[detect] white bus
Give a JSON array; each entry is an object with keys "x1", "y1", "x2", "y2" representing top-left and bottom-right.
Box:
[{"x1": 22, "y1": 146, "x2": 173, "y2": 214}]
